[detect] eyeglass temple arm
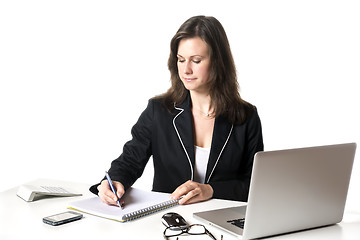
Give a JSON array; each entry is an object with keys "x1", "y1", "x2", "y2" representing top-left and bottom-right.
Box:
[{"x1": 206, "y1": 229, "x2": 217, "y2": 240}]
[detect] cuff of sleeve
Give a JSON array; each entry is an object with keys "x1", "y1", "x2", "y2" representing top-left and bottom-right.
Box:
[{"x1": 89, "y1": 183, "x2": 100, "y2": 195}]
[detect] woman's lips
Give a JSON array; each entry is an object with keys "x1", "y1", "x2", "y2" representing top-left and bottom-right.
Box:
[{"x1": 184, "y1": 78, "x2": 196, "y2": 82}]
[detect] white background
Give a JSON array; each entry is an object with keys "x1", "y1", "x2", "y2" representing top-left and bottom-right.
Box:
[{"x1": 1, "y1": 0, "x2": 359, "y2": 211}]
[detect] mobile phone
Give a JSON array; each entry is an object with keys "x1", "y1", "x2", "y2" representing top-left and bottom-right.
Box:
[{"x1": 43, "y1": 211, "x2": 83, "y2": 226}]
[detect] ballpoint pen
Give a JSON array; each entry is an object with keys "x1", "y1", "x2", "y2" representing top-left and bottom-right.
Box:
[{"x1": 105, "y1": 171, "x2": 124, "y2": 209}]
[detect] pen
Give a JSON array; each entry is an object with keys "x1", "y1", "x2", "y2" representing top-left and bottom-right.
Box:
[{"x1": 105, "y1": 171, "x2": 123, "y2": 209}]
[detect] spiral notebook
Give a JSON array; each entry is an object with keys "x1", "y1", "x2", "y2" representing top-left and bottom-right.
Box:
[{"x1": 68, "y1": 187, "x2": 179, "y2": 222}]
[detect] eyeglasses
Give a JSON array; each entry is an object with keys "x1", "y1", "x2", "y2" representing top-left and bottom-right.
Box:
[{"x1": 163, "y1": 224, "x2": 217, "y2": 240}]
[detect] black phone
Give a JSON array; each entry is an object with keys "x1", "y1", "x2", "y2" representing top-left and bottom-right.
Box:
[{"x1": 43, "y1": 211, "x2": 83, "y2": 226}]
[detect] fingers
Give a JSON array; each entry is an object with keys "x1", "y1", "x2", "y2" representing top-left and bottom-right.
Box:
[
  {"x1": 97, "y1": 180, "x2": 125, "y2": 207},
  {"x1": 170, "y1": 180, "x2": 213, "y2": 205},
  {"x1": 113, "y1": 181, "x2": 125, "y2": 200},
  {"x1": 170, "y1": 180, "x2": 198, "y2": 202}
]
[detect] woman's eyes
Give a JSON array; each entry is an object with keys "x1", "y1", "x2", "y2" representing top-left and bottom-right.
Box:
[{"x1": 177, "y1": 59, "x2": 201, "y2": 64}]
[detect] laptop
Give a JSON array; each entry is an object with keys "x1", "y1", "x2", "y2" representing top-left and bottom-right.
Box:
[{"x1": 194, "y1": 143, "x2": 357, "y2": 239}]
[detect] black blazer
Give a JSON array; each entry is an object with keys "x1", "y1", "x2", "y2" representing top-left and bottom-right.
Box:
[{"x1": 90, "y1": 93, "x2": 264, "y2": 202}]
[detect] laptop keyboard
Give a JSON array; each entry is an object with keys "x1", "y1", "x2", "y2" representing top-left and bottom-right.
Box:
[{"x1": 227, "y1": 218, "x2": 245, "y2": 229}]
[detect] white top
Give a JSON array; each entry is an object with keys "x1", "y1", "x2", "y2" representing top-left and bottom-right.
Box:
[{"x1": 194, "y1": 145, "x2": 211, "y2": 183}]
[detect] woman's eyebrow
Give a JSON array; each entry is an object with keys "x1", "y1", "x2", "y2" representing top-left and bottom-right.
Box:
[{"x1": 177, "y1": 54, "x2": 204, "y2": 58}]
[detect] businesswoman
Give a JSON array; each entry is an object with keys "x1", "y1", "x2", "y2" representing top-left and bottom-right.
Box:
[{"x1": 90, "y1": 15, "x2": 264, "y2": 206}]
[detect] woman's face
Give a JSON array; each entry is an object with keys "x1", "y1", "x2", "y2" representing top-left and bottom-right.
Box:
[{"x1": 177, "y1": 37, "x2": 211, "y2": 94}]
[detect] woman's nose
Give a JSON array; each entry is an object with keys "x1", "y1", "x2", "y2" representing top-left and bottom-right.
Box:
[{"x1": 184, "y1": 61, "x2": 192, "y2": 74}]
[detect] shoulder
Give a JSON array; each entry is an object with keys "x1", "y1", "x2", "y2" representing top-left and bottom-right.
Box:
[
  {"x1": 228, "y1": 99, "x2": 257, "y2": 125},
  {"x1": 148, "y1": 97, "x2": 167, "y2": 111},
  {"x1": 234, "y1": 103, "x2": 261, "y2": 127},
  {"x1": 241, "y1": 105, "x2": 263, "y2": 138},
  {"x1": 149, "y1": 95, "x2": 185, "y2": 115},
  {"x1": 146, "y1": 97, "x2": 177, "y2": 118},
  {"x1": 246, "y1": 104, "x2": 261, "y2": 123}
]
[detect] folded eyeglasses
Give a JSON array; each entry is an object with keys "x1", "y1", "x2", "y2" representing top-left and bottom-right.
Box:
[{"x1": 162, "y1": 212, "x2": 217, "y2": 240}]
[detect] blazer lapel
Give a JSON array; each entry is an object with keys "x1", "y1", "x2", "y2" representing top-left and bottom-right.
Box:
[
  {"x1": 205, "y1": 115, "x2": 234, "y2": 183},
  {"x1": 173, "y1": 94, "x2": 195, "y2": 179}
]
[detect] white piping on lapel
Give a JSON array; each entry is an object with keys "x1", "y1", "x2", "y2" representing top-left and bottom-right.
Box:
[
  {"x1": 206, "y1": 124, "x2": 234, "y2": 183},
  {"x1": 173, "y1": 106, "x2": 194, "y2": 181}
]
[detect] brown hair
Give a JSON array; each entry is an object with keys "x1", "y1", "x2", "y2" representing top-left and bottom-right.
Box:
[{"x1": 155, "y1": 15, "x2": 254, "y2": 125}]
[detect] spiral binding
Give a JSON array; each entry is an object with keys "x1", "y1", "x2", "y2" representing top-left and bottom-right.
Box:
[{"x1": 121, "y1": 199, "x2": 179, "y2": 222}]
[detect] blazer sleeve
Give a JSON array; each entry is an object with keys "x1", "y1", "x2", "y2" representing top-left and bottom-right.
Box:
[
  {"x1": 89, "y1": 100, "x2": 154, "y2": 195},
  {"x1": 209, "y1": 109, "x2": 264, "y2": 202}
]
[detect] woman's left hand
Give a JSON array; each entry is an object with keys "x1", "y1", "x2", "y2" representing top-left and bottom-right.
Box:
[{"x1": 170, "y1": 180, "x2": 214, "y2": 205}]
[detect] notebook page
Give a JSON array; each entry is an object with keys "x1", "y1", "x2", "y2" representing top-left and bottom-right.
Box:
[{"x1": 68, "y1": 188, "x2": 176, "y2": 221}]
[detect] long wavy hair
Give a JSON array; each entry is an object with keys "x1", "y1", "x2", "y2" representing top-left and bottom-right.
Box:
[{"x1": 155, "y1": 15, "x2": 254, "y2": 125}]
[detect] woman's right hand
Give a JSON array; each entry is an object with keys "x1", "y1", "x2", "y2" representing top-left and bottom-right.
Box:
[{"x1": 97, "y1": 179, "x2": 125, "y2": 206}]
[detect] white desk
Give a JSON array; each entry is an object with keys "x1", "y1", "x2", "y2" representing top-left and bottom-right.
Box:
[{"x1": 1, "y1": 179, "x2": 360, "y2": 240}]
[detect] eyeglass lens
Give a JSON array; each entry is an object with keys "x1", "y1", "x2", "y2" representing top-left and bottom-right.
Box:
[
  {"x1": 164, "y1": 224, "x2": 216, "y2": 239},
  {"x1": 166, "y1": 224, "x2": 206, "y2": 235}
]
